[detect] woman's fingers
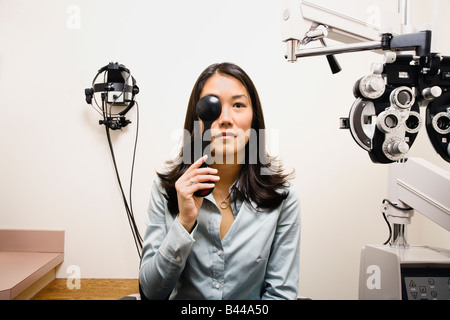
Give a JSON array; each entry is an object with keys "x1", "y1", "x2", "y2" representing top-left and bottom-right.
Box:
[
  {"x1": 188, "y1": 174, "x2": 220, "y2": 185},
  {"x1": 184, "y1": 155, "x2": 208, "y2": 175},
  {"x1": 175, "y1": 156, "x2": 219, "y2": 231},
  {"x1": 175, "y1": 155, "x2": 219, "y2": 195},
  {"x1": 188, "y1": 176, "x2": 219, "y2": 193},
  {"x1": 181, "y1": 156, "x2": 218, "y2": 188},
  {"x1": 182, "y1": 172, "x2": 219, "y2": 195}
]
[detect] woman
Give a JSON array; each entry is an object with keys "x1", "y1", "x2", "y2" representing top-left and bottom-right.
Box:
[{"x1": 139, "y1": 62, "x2": 301, "y2": 300}]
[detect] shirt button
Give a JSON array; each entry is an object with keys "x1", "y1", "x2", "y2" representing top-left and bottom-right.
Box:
[
  {"x1": 215, "y1": 283, "x2": 221, "y2": 289},
  {"x1": 217, "y1": 250, "x2": 223, "y2": 256},
  {"x1": 176, "y1": 256, "x2": 182, "y2": 262}
]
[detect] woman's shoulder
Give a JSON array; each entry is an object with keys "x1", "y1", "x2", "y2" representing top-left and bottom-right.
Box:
[
  {"x1": 276, "y1": 180, "x2": 299, "y2": 201},
  {"x1": 278, "y1": 181, "x2": 301, "y2": 215},
  {"x1": 151, "y1": 175, "x2": 168, "y2": 199},
  {"x1": 287, "y1": 180, "x2": 300, "y2": 199}
]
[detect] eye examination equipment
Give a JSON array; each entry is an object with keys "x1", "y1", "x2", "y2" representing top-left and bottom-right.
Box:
[
  {"x1": 281, "y1": 0, "x2": 450, "y2": 164},
  {"x1": 281, "y1": 0, "x2": 450, "y2": 299},
  {"x1": 85, "y1": 62, "x2": 139, "y2": 130},
  {"x1": 193, "y1": 95, "x2": 222, "y2": 197},
  {"x1": 359, "y1": 158, "x2": 450, "y2": 300},
  {"x1": 85, "y1": 62, "x2": 143, "y2": 256}
]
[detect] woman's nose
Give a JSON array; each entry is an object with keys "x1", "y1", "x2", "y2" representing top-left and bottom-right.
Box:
[{"x1": 217, "y1": 106, "x2": 232, "y2": 127}]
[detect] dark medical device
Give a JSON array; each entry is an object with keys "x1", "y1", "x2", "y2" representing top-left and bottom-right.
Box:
[
  {"x1": 85, "y1": 62, "x2": 142, "y2": 257},
  {"x1": 194, "y1": 95, "x2": 222, "y2": 197},
  {"x1": 85, "y1": 62, "x2": 139, "y2": 130}
]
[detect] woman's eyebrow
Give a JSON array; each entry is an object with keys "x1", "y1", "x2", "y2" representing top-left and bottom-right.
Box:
[{"x1": 232, "y1": 94, "x2": 249, "y2": 101}]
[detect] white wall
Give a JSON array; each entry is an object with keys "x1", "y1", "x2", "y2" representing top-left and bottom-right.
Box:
[{"x1": 0, "y1": 0, "x2": 448, "y2": 300}]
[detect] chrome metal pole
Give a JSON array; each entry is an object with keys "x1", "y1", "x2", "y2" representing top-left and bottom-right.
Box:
[
  {"x1": 391, "y1": 223, "x2": 409, "y2": 248},
  {"x1": 291, "y1": 40, "x2": 382, "y2": 59}
]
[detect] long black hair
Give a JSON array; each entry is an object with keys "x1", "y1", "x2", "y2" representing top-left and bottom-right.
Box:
[{"x1": 158, "y1": 62, "x2": 293, "y2": 214}]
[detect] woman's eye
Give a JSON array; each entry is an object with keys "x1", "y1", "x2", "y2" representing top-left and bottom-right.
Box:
[{"x1": 234, "y1": 103, "x2": 245, "y2": 108}]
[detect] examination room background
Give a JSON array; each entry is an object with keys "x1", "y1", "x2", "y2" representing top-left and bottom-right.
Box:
[{"x1": 1, "y1": 0, "x2": 449, "y2": 300}]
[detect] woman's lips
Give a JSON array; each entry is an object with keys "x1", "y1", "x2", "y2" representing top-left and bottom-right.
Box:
[{"x1": 214, "y1": 131, "x2": 237, "y2": 140}]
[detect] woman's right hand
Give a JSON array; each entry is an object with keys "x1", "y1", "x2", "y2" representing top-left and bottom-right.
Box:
[{"x1": 175, "y1": 155, "x2": 219, "y2": 232}]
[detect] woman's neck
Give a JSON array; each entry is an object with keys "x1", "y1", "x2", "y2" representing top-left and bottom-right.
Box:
[{"x1": 210, "y1": 162, "x2": 241, "y2": 192}]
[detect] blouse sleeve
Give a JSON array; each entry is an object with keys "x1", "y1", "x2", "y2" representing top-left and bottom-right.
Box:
[
  {"x1": 139, "y1": 179, "x2": 197, "y2": 299},
  {"x1": 261, "y1": 185, "x2": 301, "y2": 300}
]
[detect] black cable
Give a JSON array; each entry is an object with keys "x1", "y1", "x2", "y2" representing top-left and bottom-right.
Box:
[
  {"x1": 105, "y1": 122, "x2": 143, "y2": 257},
  {"x1": 101, "y1": 90, "x2": 143, "y2": 257},
  {"x1": 381, "y1": 210, "x2": 392, "y2": 245},
  {"x1": 382, "y1": 198, "x2": 413, "y2": 211},
  {"x1": 91, "y1": 68, "x2": 143, "y2": 257},
  {"x1": 129, "y1": 102, "x2": 143, "y2": 244},
  {"x1": 381, "y1": 199, "x2": 413, "y2": 245}
]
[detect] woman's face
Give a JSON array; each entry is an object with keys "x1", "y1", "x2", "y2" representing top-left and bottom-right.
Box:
[{"x1": 199, "y1": 73, "x2": 253, "y2": 163}]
